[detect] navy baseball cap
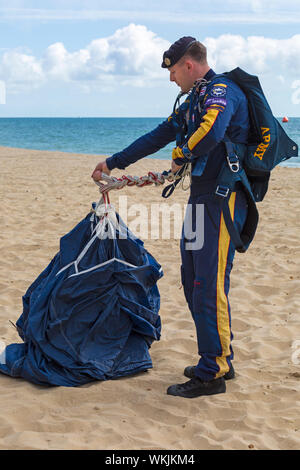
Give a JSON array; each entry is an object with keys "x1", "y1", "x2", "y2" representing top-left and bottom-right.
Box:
[{"x1": 161, "y1": 36, "x2": 197, "y2": 68}]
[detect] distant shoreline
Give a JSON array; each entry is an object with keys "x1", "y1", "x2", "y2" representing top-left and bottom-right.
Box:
[{"x1": 0, "y1": 145, "x2": 162, "y2": 162}]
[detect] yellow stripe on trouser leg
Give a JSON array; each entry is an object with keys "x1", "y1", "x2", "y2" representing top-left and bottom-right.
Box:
[{"x1": 215, "y1": 192, "x2": 236, "y2": 379}]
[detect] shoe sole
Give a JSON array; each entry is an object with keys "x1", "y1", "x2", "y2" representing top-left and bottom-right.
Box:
[{"x1": 167, "y1": 380, "x2": 226, "y2": 398}]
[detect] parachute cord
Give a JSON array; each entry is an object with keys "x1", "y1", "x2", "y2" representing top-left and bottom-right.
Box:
[
  {"x1": 95, "y1": 166, "x2": 191, "y2": 196},
  {"x1": 179, "y1": 163, "x2": 192, "y2": 191}
]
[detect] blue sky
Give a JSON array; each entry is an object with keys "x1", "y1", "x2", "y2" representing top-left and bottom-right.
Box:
[{"x1": 0, "y1": 0, "x2": 300, "y2": 117}]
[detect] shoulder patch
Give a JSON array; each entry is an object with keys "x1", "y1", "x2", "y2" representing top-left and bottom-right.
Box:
[
  {"x1": 205, "y1": 82, "x2": 228, "y2": 108},
  {"x1": 210, "y1": 85, "x2": 227, "y2": 98}
]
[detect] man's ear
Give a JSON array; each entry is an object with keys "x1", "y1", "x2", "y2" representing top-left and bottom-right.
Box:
[{"x1": 185, "y1": 59, "x2": 194, "y2": 71}]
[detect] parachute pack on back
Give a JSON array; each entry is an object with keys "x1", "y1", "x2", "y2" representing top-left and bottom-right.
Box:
[
  {"x1": 220, "y1": 67, "x2": 298, "y2": 202},
  {"x1": 206, "y1": 67, "x2": 299, "y2": 253}
]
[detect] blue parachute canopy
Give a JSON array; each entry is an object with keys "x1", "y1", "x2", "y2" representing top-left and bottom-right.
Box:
[{"x1": 0, "y1": 198, "x2": 163, "y2": 386}]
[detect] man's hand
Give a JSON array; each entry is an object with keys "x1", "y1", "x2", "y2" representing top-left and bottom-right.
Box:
[
  {"x1": 91, "y1": 160, "x2": 111, "y2": 181},
  {"x1": 171, "y1": 160, "x2": 183, "y2": 174}
]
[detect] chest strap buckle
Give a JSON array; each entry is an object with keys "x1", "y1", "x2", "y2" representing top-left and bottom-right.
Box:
[{"x1": 215, "y1": 185, "x2": 230, "y2": 198}]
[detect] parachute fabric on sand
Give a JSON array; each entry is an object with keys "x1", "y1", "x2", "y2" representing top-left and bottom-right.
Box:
[{"x1": 0, "y1": 196, "x2": 163, "y2": 386}]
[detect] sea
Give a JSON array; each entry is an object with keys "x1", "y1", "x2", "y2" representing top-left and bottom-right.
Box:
[{"x1": 0, "y1": 117, "x2": 299, "y2": 167}]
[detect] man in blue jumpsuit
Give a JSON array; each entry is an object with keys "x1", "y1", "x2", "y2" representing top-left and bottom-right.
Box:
[{"x1": 92, "y1": 37, "x2": 249, "y2": 398}]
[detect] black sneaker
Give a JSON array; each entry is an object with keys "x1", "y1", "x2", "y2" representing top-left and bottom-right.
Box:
[
  {"x1": 167, "y1": 377, "x2": 226, "y2": 398},
  {"x1": 184, "y1": 364, "x2": 235, "y2": 381}
]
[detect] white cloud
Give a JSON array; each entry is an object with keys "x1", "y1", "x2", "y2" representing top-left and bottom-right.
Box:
[
  {"x1": 43, "y1": 42, "x2": 91, "y2": 80},
  {"x1": 0, "y1": 49, "x2": 44, "y2": 93},
  {"x1": 0, "y1": 24, "x2": 170, "y2": 93},
  {"x1": 1, "y1": 26, "x2": 300, "y2": 97},
  {"x1": 205, "y1": 34, "x2": 300, "y2": 76},
  {"x1": 86, "y1": 24, "x2": 169, "y2": 78}
]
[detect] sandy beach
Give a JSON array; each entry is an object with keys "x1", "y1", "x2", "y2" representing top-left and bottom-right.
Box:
[{"x1": 0, "y1": 145, "x2": 299, "y2": 450}]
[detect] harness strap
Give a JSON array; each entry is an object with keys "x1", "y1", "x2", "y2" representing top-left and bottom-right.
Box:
[
  {"x1": 161, "y1": 163, "x2": 191, "y2": 198},
  {"x1": 221, "y1": 200, "x2": 247, "y2": 252},
  {"x1": 218, "y1": 188, "x2": 259, "y2": 253},
  {"x1": 161, "y1": 176, "x2": 182, "y2": 198},
  {"x1": 214, "y1": 140, "x2": 259, "y2": 253}
]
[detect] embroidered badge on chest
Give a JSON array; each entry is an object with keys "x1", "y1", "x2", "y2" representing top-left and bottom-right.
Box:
[{"x1": 199, "y1": 86, "x2": 207, "y2": 97}]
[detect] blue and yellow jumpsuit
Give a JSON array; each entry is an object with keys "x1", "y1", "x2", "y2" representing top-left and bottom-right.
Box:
[{"x1": 106, "y1": 68, "x2": 249, "y2": 381}]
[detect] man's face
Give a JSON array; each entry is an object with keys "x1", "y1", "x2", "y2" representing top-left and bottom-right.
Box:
[{"x1": 168, "y1": 59, "x2": 194, "y2": 93}]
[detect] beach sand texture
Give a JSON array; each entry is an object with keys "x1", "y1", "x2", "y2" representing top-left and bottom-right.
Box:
[{"x1": 0, "y1": 146, "x2": 299, "y2": 450}]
